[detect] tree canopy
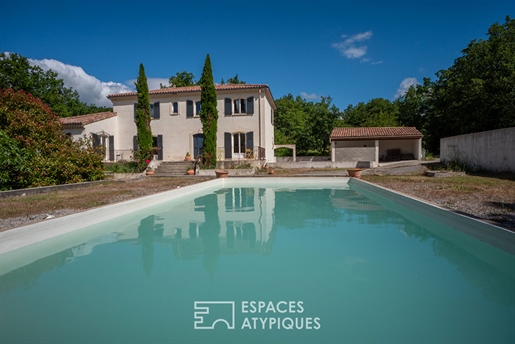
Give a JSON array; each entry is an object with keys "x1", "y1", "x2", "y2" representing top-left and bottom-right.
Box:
[
  {"x1": 0, "y1": 89, "x2": 104, "y2": 190},
  {"x1": 165, "y1": 71, "x2": 197, "y2": 87},
  {"x1": 0, "y1": 53, "x2": 111, "y2": 117},
  {"x1": 199, "y1": 54, "x2": 218, "y2": 168},
  {"x1": 274, "y1": 95, "x2": 341, "y2": 155},
  {"x1": 134, "y1": 64, "x2": 154, "y2": 163}
]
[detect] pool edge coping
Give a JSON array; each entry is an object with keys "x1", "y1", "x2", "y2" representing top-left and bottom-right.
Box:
[{"x1": 349, "y1": 178, "x2": 515, "y2": 254}]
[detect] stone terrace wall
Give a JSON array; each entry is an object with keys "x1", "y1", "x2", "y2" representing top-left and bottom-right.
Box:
[{"x1": 440, "y1": 127, "x2": 515, "y2": 172}]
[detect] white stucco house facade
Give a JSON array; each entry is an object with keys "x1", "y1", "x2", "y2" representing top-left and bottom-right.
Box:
[{"x1": 61, "y1": 84, "x2": 276, "y2": 165}]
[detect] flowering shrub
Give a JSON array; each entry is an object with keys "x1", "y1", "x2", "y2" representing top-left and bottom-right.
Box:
[{"x1": 0, "y1": 89, "x2": 104, "y2": 190}]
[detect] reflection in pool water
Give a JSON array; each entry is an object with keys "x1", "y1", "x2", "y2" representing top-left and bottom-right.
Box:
[{"x1": 1, "y1": 185, "x2": 514, "y2": 343}]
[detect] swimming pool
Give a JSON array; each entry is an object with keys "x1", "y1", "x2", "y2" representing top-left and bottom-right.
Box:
[{"x1": 1, "y1": 178, "x2": 514, "y2": 343}]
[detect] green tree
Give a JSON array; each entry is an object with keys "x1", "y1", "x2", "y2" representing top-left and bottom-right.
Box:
[
  {"x1": 341, "y1": 98, "x2": 399, "y2": 127},
  {"x1": 0, "y1": 89, "x2": 104, "y2": 190},
  {"x1": 274, "y1": 95, "x2": 342, "y2": 155},
  {"x1": 198, "y1": 54, "x2": 218, "y2": 168},
  {"x1": 134, "y1": 64, "x2": 153, "y2": 164},
  {"x1": 165, "y1": 71, "x2": 197, "y2": 87},
  {"x1": 0, "y1": 53, "x2": 111, "y2": 117},
  {"x1": 226, "y1": 74, "x2": 246, "y2": 84},
  {"x1": 424, "y1": 16, "x2": 515, "y2": 153}
]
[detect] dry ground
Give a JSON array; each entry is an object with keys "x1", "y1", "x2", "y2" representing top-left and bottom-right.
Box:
[{"x1": 1, "y1": 167, "x2": 514, "y2": 231}]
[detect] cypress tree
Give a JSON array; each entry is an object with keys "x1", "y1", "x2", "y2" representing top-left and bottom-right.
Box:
[
  {"x1": 199, "y1": 54, "x2": 218, "y2": 168},
  {"x1": 134, "y1": 63, "x2": 153, "y2": 165}
]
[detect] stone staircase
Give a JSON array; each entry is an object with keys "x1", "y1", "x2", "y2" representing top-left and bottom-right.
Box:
[{"x1": 153, "y1": 161, "x2": 195, "y2": 177}]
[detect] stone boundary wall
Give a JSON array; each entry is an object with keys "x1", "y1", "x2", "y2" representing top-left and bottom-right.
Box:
[{"x1": 440, "y1": 127, "x2": 515, "y2": 172}]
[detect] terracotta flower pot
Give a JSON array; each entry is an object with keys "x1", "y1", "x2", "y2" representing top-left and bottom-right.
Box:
[
  {"x1": 185, "y1": 156, "x2": 191, "y2": 161},
  {"x1": 186, "y1": 169, "x2": 194, "y2": 175},
  {"x1": 268, "y1": 170, "x2": 275, "y2": 175},
  {"x1": 347, "y1": 168, "x2": 362, "y2": 178},
  {"x1": 215, "y1": 170, "x2": 229, "y2": 178},
  {"x1": 146, "y1": 170, "x2": 155, "y2": 176}
]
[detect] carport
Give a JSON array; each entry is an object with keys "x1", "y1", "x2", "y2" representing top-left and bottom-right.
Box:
[{"x1": 330, "y1": 127, "x2": 423, "y2": 167}]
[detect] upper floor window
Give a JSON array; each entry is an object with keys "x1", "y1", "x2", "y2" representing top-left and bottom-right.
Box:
[
  {"x1": 224, "y1": 97, "x2": 254, "y2": 116},
  {"x1": 187, "y1": 100, "x2": 201, "y2": 118},
  {"x1": 171, "y1": 101, "x2": 178, "y2": 114},
  {"x1": 134, "y1": 101, "x2": 160, "y2": 119}
]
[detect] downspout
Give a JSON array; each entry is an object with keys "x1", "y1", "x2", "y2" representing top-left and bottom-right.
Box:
[{"x1": 259, "y1": 89, "x2": 262, "y2": 162}]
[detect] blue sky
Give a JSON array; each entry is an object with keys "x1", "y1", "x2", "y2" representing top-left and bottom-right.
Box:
[{"x1": 0, "y1": 0, "x2": 513, "y2": 109}]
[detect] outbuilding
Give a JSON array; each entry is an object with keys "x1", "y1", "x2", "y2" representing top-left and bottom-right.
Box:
[{"x1": 330, "y1": 127, "x2": 423, "y2": 167}]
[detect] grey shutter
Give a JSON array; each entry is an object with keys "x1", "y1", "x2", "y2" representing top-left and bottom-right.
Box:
[
  {"x1": 224, "y1": 132, "x2": 232, "y2": 159},
  {"x1": 157, "y1": 135, "x2": 163, "y2": 160},
  {"x1": 133, "y1": 136, "x2": 138, "y2": 152},
  {"x1": 187, "y1": 100, "x2": 194, "y2": 118},
  {"x1": 224, "y1": 98, "x2": 232, "y2": 116},
  {"x1": 247, "y1": 97, "x2": 254, "y2": 115},
  {"x1": 153, "y1": 102, "x2": 160, "y2": 119},
  {"x1": 109, "y1": 136, "x2": 115, "y2": 161},
  {"x1": 92, "y1": 133, "x2": 100, "y2": 148},
  {"x1": 246, "y1": 131, "x2": 254, "y2": 151}
]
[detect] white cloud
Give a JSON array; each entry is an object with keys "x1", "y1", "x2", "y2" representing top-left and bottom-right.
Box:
[
  {"x1": 332, "y1": 30, "x2": 373, "y2": 60},
  {"x1": 300, "y1": 92, "x2": 320, "y2": 100},
  {"x1": 126, "y1": 78, "x2": 170, "y2": 91},
  {"x1": 395, "y1": 77, "x2": 419, "y2": 98},
  {"x1": 28, "y1": 58, "x2": 133, "y2": 107}
]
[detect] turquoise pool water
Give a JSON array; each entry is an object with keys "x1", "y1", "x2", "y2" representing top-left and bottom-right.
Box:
[{"x1": 1, "y1": 180, "x2": 514, "y2": 343}]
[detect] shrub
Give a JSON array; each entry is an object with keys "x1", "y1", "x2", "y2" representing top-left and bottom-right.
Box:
[{"x1": 0, "y1": 89, "x2": 104, "y2": 190}]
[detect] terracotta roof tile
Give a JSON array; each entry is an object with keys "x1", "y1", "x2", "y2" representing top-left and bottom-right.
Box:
[
  {"x1": 330, "y1": 127, "x2": 423, "y2": 140},
  {"x1": 108, "y1": 84, "x2": 270, "y2": 98},
  {"x1": 60, "y1": 112, "x2": 117, "y2": 127},
  {"x1": 107, "y1": 84, "x2": 276, "y2": 110}
]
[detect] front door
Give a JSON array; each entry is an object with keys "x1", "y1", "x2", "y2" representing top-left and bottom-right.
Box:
[
  {"x1": 193, "y1": 134, "x2": 204, "y2": 158},
  {"x1": 233, "y1": 133, "x2": 246, "y2": 159}
]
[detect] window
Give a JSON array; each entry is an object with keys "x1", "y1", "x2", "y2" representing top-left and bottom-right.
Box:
[
  {"x1": 224, "y1": 131, "x2": 253, "y2": 159},
  {"x1": 225, "y1": 97, "x2": 254, "y2": 115},
  {"x1": 134, "y1": 102, "x2": 160, "y2": 119},
  {"x1": 187, "y1": 100, "x2": 201, "y2": 118},
  {"x1": 171, "y1": 102, "x2": 178, "y2": 114}
]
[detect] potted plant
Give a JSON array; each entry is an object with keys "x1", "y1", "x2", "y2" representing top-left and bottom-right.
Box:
[
  {"x1": 185, "y1": 152, "x2": 191, "y2": 161},
  {"x1": 346, "y1": 168, "x2": 363, "y2": 178},
  {"x1": 186, "y1": 165, "x2": 194, "y2": 175},
  {"x1": 215, "y1": 169, "x2": 229, "y2": 178}
]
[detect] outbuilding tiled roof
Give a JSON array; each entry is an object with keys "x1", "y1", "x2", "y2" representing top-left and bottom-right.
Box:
[
  {"x1": 60, "y1": 112, "x2": 117, "y2": 127},
  {"x1": 330, "y1": 127, "x2": 423, "y2": 140}
]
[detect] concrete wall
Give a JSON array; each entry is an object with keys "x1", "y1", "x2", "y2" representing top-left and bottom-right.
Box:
[{"x1": 440, "y1": 127, "x2": 515, "y2": 172}]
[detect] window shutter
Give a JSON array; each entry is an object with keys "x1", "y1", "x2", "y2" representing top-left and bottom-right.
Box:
[
  {"x1": 187, "y1": 100, "x2": 194, "y2": 118},
  {"x1": 224, "y1": 98, "x2": 232, "y2": 116},
  {"x1": 133, "y1": 136, "x2": 138, "y2": 152},
  {"x1": 109, "y1": 136, "x2": 115, "y2": 161},
  {"x1": 247, "y1": 97, "x2": 254, "y2": 115},
  {"x1": 157, "y1": 135, "x2": 163, "y2": 160},
  {"x1": 92, "y1": 133, "x2": 100, "y2": 148},
  {"x1": 224, "y1": 132, "x2": 232, "y2": 159},
  {"x1": 246, "y1": 131, "x2": 254, "y2": 151},
  {"x1": 153, "y1": 102, "x2": 160, "y2": 119}
]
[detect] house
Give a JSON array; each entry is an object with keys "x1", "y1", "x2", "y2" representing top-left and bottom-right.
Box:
[
  {"x1": 61, "y1": 84, "x2": 277, "y2": 165},
  {"x1": 330, "y1": 127, "x2": 423, "y2": 167}
]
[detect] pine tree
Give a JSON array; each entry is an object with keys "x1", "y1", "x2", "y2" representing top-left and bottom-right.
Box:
[
  {"x1": 199, "y1": 54, "x2": 218, "y2": 168},
  {"x1": 134, "y1": 64, "x2": 153, "y2": 165}
]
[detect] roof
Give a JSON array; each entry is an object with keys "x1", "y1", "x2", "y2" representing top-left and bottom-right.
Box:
[
  {"x1": 107, "y1": 84, "x2": 276, "y2": 110},
  {"x1": 330, "y1": 127, "x2": 423, "y2": 140},
  {"x1": 60, "y1": 112, "x2": 117, "y2": 128}
]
